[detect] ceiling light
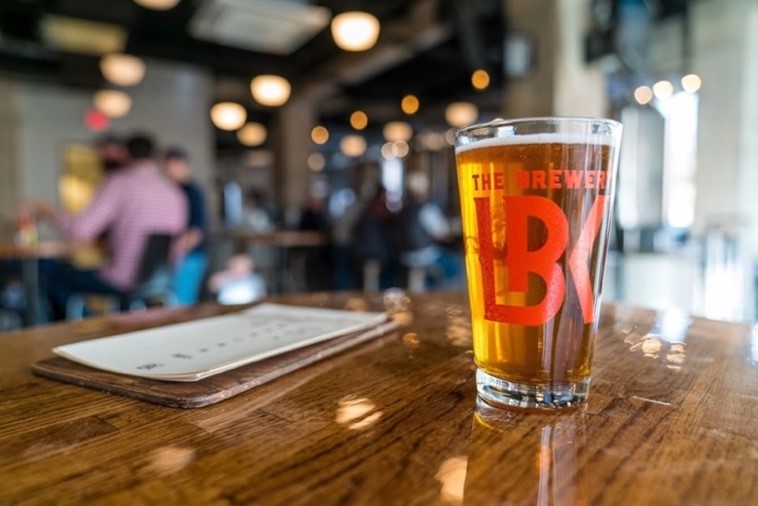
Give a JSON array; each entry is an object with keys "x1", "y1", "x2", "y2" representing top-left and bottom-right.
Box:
[
  {"x1": 681, "y1": 74, "x2": 702, "y2": 93},
  {"x1": 308, "y1": 152, "x2": 326, "y2": 172},
  {"x1": 471, "y1": 69, "x2": 490, "y2": 90},
  {"x1": 380, "y1": 140, "x2": 410, "y2": 160},
  {"x1": 340, "y1": 135, "x2": 367, "y2": 157},
  {"x1": 250, "y1": 75, "x2": 291, "y2": 107},
  {"x1": 419, "y1": 132, "x2": 445, "y2": 151},
  {"x1": 445, "y1": 102, "x2": 478, "y2": 128},
  {"x1": 40, "y1": 15, "x2": 126, "y2": 55},
  {"x1": 393, "y1": 140, "x2": 409, "y2": 158},
  {"x1": 237, "y1": 122, "x2": 267, "y2": 146},
  {"x1": 383, "y1": 121, "x2": 413, "y2": 142},
  {"x1": 100, "y1": 53, "x2": 146, "y2": 87},
  {"x1": 93, "y1": 90, "x2": 132, "y2": 118},
  {"x1": 381, "y1": 142, "x2": 397, "y2": 160},
  {"x1": 350, "y1": 110, "x2": 368, "y2": 130},
  {"x1": 311, "y1": 125, "x2": 329, "y2": 145},
  {"x1": 401, "y1": 95, "x2": 419, "y2": 115},
  {"x1": 652, "y1": 80, "x2": 674, "y2": 100},
  {"x1": 134, "y1": 0, "x2": 181, "y2": 10},
  {"x1": 634, "y1": 85, "x2": 654, "y2": 105},
  {"x1": 210, "y1": 102, "x2": 247, "y2": 131},
  {"x1": 331, "y1": 12, "x2": 380, "y2": 52}
]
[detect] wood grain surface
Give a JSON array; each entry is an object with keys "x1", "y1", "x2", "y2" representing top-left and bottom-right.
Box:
[{"x1": 0, "y1": 291, "x2": 756, "y2": 505}]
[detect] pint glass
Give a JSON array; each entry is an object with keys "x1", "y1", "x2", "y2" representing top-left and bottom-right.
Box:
[{"x1": 454, "y1": 117, "x2": 622, "y2": 410}]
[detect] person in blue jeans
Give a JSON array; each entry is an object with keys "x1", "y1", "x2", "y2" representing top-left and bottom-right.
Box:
[{"x1": 164, "y1": 147, "x2": 208, "y2": 305}]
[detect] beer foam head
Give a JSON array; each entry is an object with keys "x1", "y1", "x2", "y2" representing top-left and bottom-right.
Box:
[
  {"x1": 455, "y1": 118, "x2": 622, "y2": 153},
  {"x1": 455, "y1": 132, "x2": 617, "y2": 153}
]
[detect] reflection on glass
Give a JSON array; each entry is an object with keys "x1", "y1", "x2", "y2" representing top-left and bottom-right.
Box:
[
  {"x1": 465, "y1": 400, "x2": 585, "y2": 506},
  {"x1": 344, "y1": 296, "x2": 368, "y2": 312},
  {"x1": 382, "y1": 289, "x2": 410, "y2": 312},
  {"x1": 383, "y1": 289, "x2": 414, "y2": 326},
  {"x1": 145, "y1": 446, "x2": 196, "y2": 476},
  {"x1": 402, "y1": 332, "x2": 421, "y2": 348},
  {"x1": 435, "y1": 456, "x2": 468, "y2": 505},
  {"x1": 624, "y1": 309, "x2": 689, "y2": 370},
  {"x1": 445, "y1": 305, "x2": 472, "y2": 347},
  {"x1": 335, "y1": 396, "x2": 382, "y2": 430},
  {"x1": 651, "y1": 309, "x2": 690, "y2": 343}
]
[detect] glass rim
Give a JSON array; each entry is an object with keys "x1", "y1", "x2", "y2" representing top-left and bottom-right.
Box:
[{"x1": 456, "y1": 116, "x2": 622, "y2": 137}]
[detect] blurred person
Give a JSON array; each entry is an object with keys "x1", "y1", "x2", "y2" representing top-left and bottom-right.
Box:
[
  {"x1": 298, "y1": 194, "x2": 332, "y2": 290},
  {"x1": 242, "y1": 187, "x2": 276, "y2": 286},
  {"x1": 164, "y1": 147, "x2": 209, "y2": 305},
  {"x1": 356, "y1": 186, "x2": 400, "y2": 290},
  {"x1": 331, "y1": 187, "x2": 368, "y2": 290},
  {"x1": 208, "y1": 254, "x2": 266, "y2": 305},
  {"x1": 96, "y1": 134, "x2": 130, "y2": 174},
  {"x1": 243, "y1": 188, "x2": 274, "y2": 232},
  {"x1": 30, "y1": 133, "x2": 187, "y2": 320},
  {"x1": 298, "y1": 194, "x2": 329, "y2": 233},
  {"x1": 398, "y1": 172, "x2": 462, "y2": 290}
]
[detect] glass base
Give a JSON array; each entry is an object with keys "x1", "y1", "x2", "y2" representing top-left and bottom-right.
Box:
[{"x1": 476, "y1": 369, "x2": 590, "y2": 412}]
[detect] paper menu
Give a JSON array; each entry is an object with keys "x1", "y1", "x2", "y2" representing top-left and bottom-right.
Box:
[{"x1": 53, "y1": 303, "x2": 388, "y2": 382}]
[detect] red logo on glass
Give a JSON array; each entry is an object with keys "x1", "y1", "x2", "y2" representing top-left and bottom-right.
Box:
[{"x1": 474, "y1": 195, "x2": 606, "y2": 326}]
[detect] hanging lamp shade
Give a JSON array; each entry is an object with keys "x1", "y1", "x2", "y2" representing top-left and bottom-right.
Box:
[
  {"x1": 100, "y1": 53, "x2": 146, "y2": 87},
  {"x1": 308, "y1": 152, "x2": 326, "y2": 172},
  {"x1": 445, "y1": 102, "x2": 478, "y2": 128},
  {"x1": 93, "y1": 89, "x2": 132, "y2": 118},
  {"x1": 210, "y1": 102, "x2": 247, "y2": 131},
  {"x1": 401, "y1": 94, "x2": 419, "y2": 115},
  {"x1": 340, "y1": 135, "x2": 367, "y2": 157},
  {"x1": 311, "y1": 125, "x2": 329, "y2": 145},
  {"x1": 383, "y1": 121, "x2": 413, "y2": 142},
  {"x1": 237, "y1": 122, "x2": 267, "y2": 146},
  {"x1": 331, "y1": 12, "x2": 380, "y2": 52},
  {"x1": 471, "y1": 69, "x2": 490, "y2": 90},
  {"x1": 681, "y1": 74, "x2": 702, "y2": 93},
  {"x1": 133, "y1": 0, "x2": 180, "y2": 10},
  {"x1": 350, "y1": 110, "x2": 368, "y2": 130},
  {"x1": 250, "y1": 75, "x2": 291, "y2": 107},
  {"x1": 652, "y1": 80, "x2": 674, "y2": 100}
]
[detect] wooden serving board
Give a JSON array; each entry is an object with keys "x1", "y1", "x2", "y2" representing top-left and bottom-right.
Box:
[{"x1": 32, "y1": 320, "x2": 399, "y2": 408}]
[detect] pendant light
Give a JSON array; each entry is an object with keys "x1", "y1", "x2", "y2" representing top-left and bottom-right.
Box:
[{"x1": 331, "y1": 12, "x2": 380, "y2": 52}]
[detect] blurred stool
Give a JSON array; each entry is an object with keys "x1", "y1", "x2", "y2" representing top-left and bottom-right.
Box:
[
  {"x1": 0, "y1": 308, "x2": 22, "y2": 332},
  {"x1": 67, "y1": 234, "x2": 176, "y2": 320},
  {"x1": 362, "y1": 260, "x2": 381, "y2": 292},
  {"x1": 407, "y1": 266, "x2": 427, "y2": 293}
]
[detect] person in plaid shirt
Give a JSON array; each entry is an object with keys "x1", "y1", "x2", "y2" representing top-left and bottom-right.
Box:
[{"x1": 33, "y1": 133, "x2": 187, "y2": 320}]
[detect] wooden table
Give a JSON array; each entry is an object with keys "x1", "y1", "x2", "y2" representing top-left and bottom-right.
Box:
[
  {"x1": 0, "y1": 241, "x2": 74, "y2": 260},
  {"x1": 222, "y1": 230, "x2": 328, "y2": 248},
  {"x1": 1, "y1": 292, "x2": 756, "y2": 504}
]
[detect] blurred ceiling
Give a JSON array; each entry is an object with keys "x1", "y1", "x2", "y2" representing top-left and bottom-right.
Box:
[
  {"x1": 0, "y1": 0, "x2": 502, "y2": 129},
  {"x1": 0, "y1": 0, "x2": 692, "y2": 145}
]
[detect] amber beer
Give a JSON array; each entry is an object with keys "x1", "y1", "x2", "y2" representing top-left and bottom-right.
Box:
[{"x1": 455, "y1": 118, "x2": 622, "y2": 410}]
